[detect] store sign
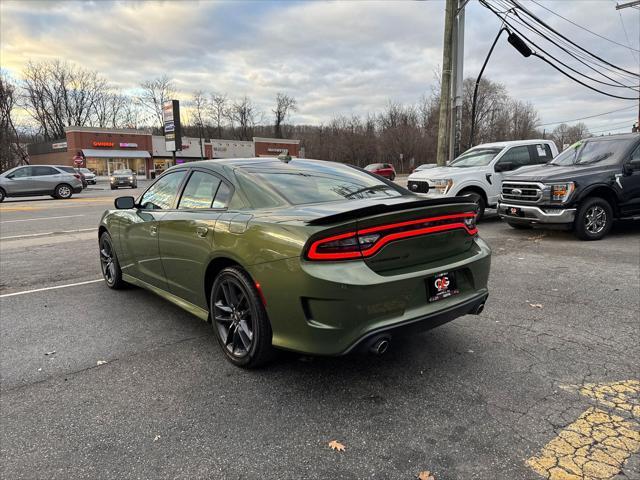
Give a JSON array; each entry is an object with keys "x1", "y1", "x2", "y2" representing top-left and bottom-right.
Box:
[
  {"x1": 163, "y1": 100, "x2": 182, "y2": 152},
  {"x1": 120, "y1": 142, "x2": 138, "y2": 148},
  {"x1": 267, "y1": 147, "x2": 288, "y2": 153},
  {"x1": 93, "y1": 141, "x2": 114, "y2": 147},
  {"x1": 52, "y1": 142, "x2": 67, "y2": 150}
]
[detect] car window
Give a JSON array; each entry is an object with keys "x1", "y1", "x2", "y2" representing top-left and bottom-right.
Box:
[
  {"x1": 534, "y1": 144, "x2": 553, "y2": 163},
  {"x1": 32, "y1": 166, "x2": 58, "y2": 176},
  {"x1": 630, "y1": 144, "x2": 640, "y2": 162},
  {"x1": 178, "y1": 171, "x2": 222, "y2": 209},
  {"x1": 10, "y1": 167, "x2": 32, "y2": 178},
  {"x1": 57, "y1": 166, "x2": 75, "y2": 174},
  {"x1": 212, "y1": 182, "x2": 232, "y2": 209},
  {"x1": 140, "y1": 170, "x2": 187, "y2": 210},
  {"x1": 498, "y1": 146, "x2": 532, "y2": 167}
]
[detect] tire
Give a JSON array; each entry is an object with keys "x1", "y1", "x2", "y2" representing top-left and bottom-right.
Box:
[
  {"x1": 390, "y1": 174, "x2": 396, "y2": 181},
  {"x1": 507, "y1": 221, "x2": 533, "y2": 230},
  {"x1": 54, "y1": 184, "x2": 73, "y2": 199},
  {"x1": 574, "y1": 197, "x2": 613, "y2": 241},
  {"x1": 0, "y1": 188, "x2": 5, "y2": 202},
  {"x1": 461, "y1": 191, "x2": 486, "y2": 220},
  {"x1": 111, "y1": 186, "x2": 117, "y2": 190},
  {"x1": 99, "y1": 232, "x2": 127, "y2": 289},
  {"x1": 210, "y1": 266, "x2": 273, "y2": 368}
]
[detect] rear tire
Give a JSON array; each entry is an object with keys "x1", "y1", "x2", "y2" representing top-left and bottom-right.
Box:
[
  {"x1": 0, "y1": 188, "x2": 5, "y2": 202},
  {"x1": 461, "y1": 191, "x2": 486, "y2": 220},
  {"x1": 111, "y1": 186, "x2": 117, "y2": 190},
  {"x1": 99, "y1": 232, "x2": 127, "y2": 289},
  {"x1": 210, "y1": 266, "x2": 273, "y2": 368},
  {"x1": 507, "y1": 221, "x2": 533, "y2": 230},
  {"x1": 574, "y1": 197, "x2": 613, "y2": 241},
  {"x1": 54, "y1": 184, "x2": 73, "y2": 199},
  {"x1": 390, "y1": 173, "x2": 396, "y2": 181}
]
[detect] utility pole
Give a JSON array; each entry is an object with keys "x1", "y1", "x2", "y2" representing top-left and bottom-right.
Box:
[
  {"x1": 615, "y1": 0, "x2": 640, "y2": 130},
  {"x1": 449, "y1": 0, "x2": 466, "y2": 161},
  {"x1": 436, "y1": 0, "x2": 456, "y2": 166}
]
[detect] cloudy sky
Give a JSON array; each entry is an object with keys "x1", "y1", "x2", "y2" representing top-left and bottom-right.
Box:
[{"x1": 1, "y1": 0, "x2": 638, "y2": 133}]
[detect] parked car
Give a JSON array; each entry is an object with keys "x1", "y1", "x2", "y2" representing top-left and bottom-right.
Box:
[
  {"x1": 110, "y1": 169, "x2": 137, "y2": 189},
  {"x1": 80, "y1": 168, "x2": 97, "y2": 185},
  {"x1": 498, "y1": 133, "x2": 640, "y2": 240},
  {"x1": 0, "y1": 165, "x2": 83, "y2": 202},
  {"x1": 364, "y1": 163, "x2": 396, "y2": 180},
  {"x1": 56, "y1": 165, "x2": 87, "y2": 188},
  {"x1": 407, "y1": 140, "x2": 559, "y2": 218},
  {"x1": 99, "y1": 158, "x2": 491, "y2": 367}
]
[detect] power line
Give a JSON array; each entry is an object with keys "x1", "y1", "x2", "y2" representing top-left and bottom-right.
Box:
[
  {"x1": 529, "y1": 0, "x2": 639, "y2": 52},
  {"x1": 509, "y1": 0, "x2": 640, "y2": 77},
  {"x1": 616, "y1": 9, "x2": 640, "y2": 64},
  {"x1": 537, "y1": 105, "x2": 637, "y2": 126},
  {"x1": 588, "y1": 121, "x2": 636, "y2": 134}
]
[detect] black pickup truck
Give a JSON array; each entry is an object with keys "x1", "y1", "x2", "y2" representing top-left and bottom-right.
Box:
[{"x1": 498, "y1": 133, "x2": 640, "y2": 240}]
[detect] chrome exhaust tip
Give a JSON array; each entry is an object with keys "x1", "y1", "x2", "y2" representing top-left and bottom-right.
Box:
[
  {"x1": 473, "y1": 303, "x2": 485, "y2": 315},
  {"x1": 370, "y1": 337, "x2": 390, "y2": 355}
]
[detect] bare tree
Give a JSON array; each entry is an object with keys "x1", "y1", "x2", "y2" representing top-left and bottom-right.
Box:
[
  {"x1": 551, "y1": 122, "x2": 589, "y2": 150},
  {"x1": 94, "y1": 91, "x2": 129, "y2": 128},
  {"x1": 138, "y1": 75, "x2": 175, "y2": 132},
  {"x1": 273, "y1": 93, "x2": 297, "y2": 138},
  {"x1": 190, "y1": 90, "x2": 209, "y2": 159},
  {"x1": 210, "y1": 93, "x2": 228, "y2": 139},
  {"x1": 229, "y1": 96, "x2": 260, "y2": 141},
  {"x1": 0, "y1": 74, "x2": 29, "y2": 171}
]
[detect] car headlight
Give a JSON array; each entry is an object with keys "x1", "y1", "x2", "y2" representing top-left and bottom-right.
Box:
[
  {"x1": 429, "y1": 178, "x2": 453, "y2": 194},
  {"x1": 548, "y1": 182, "x2": 575, "y2": 202},
  {"x1": 128, "y1": 176, "x2": 133, "y2": 181},
  {"x1": 109, "y1": 176, "x2": 115, "y2": 182}
]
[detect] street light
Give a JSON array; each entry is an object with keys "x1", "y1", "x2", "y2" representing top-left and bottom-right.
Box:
[{"x1": 469, "y1": 29, "x2": 532, "y2": 147}]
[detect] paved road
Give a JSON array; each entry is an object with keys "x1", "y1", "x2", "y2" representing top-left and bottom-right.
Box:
[{"x1": 1, "y1": 185, "x2": 639, "y2": 479}]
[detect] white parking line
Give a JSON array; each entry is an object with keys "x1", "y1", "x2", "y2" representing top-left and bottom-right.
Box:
[
  {"x1": 0, "y1": 228, "x2": 95, "y2": 240},
  {"x1": 0, "y1": 279, "x2": 103, "y2": 298},
  {"x1": 0, "y1": 214, "x2": 86, "y2": 223}
]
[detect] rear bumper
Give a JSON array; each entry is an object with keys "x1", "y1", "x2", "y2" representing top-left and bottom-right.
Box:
[
  {"x1": 249, "y1": 237, "x2": 491, "y2": 356},
  {"x1": 498, "y1": 201, "x2": 575, "y2": 224}
]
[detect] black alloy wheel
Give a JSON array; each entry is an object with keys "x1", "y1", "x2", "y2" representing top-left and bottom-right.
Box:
[
  {"x1": 99, "y1": 232, "x2": 126, "y2": 289},
  {"x1": 211, "y1": 267, "x2": 273, "y2": 368},
  {"x1": 574, "y1": 197, "x2": 613, "y2": 241}
]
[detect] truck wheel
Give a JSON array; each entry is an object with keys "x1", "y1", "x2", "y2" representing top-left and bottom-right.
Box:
[
  {"x1": 574, "y1": 197, "x2": 613, "y2": 241},
  {"x1": 507, "y1": 222, "x2": 532, "y2": 230},
  {"x1": 461, "y1": 191, "x2": 485, "y2": 220}
]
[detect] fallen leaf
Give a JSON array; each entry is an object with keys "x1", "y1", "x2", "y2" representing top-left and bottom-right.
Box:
[
  {"x1": 153, "y1": 435, "x2": 161, "y2": 442},
  {"x1": 529, "y1": 303, "x2": 543, "y2": 309},
  {"x1": 96, "y1": 360, "x2": 107, "y2": 366},
  {"x1": 328, "y1": 440, "x2": 345, "y2": 452},
  {"x1": 44, "y1": 351, "x2": 56, "y2": 356},
  {"x1": 418, "y1": 471, "x2": 435, "y2": 480}
]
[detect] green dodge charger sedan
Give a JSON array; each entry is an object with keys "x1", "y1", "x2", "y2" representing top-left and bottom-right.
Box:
[{"x1": 99, "y1": 157, "x2": 491, "y2": 367}]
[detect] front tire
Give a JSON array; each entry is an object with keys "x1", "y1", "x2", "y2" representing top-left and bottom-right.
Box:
[
  {"x1": 54, "y1": 184, "x2": 73, "y2": 199},
  {"x1": 0, "y1": 188, "x2": 5, "y2": 202},
  {"x1": 461, "y1": 191, "x2": 486, "y2": 220},
  {"x1": 99, "y1": 232, "x2": 126, "y2": 289},
  {"x1": 211, "y1": 266, "x2": 273, "y2": 368},
  {"x1": 574, "y1": 197, "x2": 613, "y2": 241}
]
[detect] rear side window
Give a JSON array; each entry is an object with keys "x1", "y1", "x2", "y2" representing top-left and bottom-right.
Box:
[
  {"x1": 179, "y1": 171, "x2": 222, "y2": 209},
  {"x1": 534, "y1": 144, "x2": 553, "y2": 163},
  {"x1": 140, "y1": 170, "x2": 187, "y2": 210},
  {"x1": 498, "y1": 146, "x2": 532, "y2": 168},
  {"x1": 212, "y1": 182, "x2": 232, "y2": 209},
  {"x1": 32, "y1": 166, "x2": 58, "y2": 176},
  {"x1": 57, "y1": 166, "x2": 75, "y2": 174}
]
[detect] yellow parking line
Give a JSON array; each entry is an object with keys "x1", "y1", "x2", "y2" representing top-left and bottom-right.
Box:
[
  {"x1": 0, "y1": 198, "x2": 114, "y2": 212},
  {"x1": 527, "y1": 380, "x2": 640, "y2": 480}
]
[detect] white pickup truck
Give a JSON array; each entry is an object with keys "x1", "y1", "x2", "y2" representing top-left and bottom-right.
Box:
[{"x1": 407, "y1": 139, "x2": 559, "y2": 217}]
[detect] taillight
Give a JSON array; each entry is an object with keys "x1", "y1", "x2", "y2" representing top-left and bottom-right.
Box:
[
  {"x1": 305, "y1": 212, "x2": 477, "y2": 261},
  {"x1": 73, "y1": 174, "x2": 81, "y2": 180}
]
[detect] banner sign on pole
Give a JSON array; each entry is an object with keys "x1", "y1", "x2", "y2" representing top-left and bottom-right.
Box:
[{"x1": 163, "y1": 100, "x2": 182, "y2": 152}]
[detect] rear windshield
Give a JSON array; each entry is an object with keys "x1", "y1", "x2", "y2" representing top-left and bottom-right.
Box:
[
  {"x1": 550, "y1": 138, "x2": 636, "y2": 166},
  {"x1": 449, "y1": 147, "x2": 503, "y2": 167},
  {"x1": 240, "y1": 161, "x2": 403, "y2": 206}
]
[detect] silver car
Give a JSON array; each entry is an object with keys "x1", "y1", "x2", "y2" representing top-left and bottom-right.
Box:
[
  {"x1": 79, "y1": 168, "x2": 97, "y2": 185},
  {"x1": 0, "y1": 165, "x2": 83, "y2": 202}
]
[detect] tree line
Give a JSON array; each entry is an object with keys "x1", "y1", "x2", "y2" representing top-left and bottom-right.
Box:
[{"x1": 1, "y1": 59, "x2": 593, "y2": 172}]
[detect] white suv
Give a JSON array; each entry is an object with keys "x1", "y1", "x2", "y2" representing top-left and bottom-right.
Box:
[{"x1": 407, "y1": 139, "x2": 558, "y2": 217}]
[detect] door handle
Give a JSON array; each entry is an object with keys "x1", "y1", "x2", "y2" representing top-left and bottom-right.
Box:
[
  {"x1": 196, "y1": 226, "x2": 209, "y2": 238},
  {"x1": 150, "y1": 225, "x2": 157, "y2": 236}
]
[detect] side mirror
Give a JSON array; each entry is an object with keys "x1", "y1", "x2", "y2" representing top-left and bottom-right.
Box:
[
  {"x1": 114, "y1": 196, "x2": 136, "y2": 209},
  {"x1": 495, "y1": 162, "x2": 514, "y2": 173}
]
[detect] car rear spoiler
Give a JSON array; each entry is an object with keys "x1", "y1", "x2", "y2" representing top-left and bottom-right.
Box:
[{"x1": 306, "y1": 197, "x2": 477, "y2": 226}]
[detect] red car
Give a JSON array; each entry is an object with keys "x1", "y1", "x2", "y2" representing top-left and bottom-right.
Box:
[{"x1": 364, "y1": 163, "x2": 396, "y2": 180}]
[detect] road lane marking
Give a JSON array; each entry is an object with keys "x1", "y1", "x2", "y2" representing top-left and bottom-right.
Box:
[
  {"x1": 0, "y1": 198, "x2": 114, "y2": 212},
  {"x1": 0, "y1": 279, "x2": 103, "y2": 298},
  {"x1": 0, "y1": 228, "x2": 95, "y2": 240},
  {"x1": 527, "y1": 380, "x2": 640, "y2": 480},
  {"x1": 0, "y1": 214, "x2": 86, "y2": 223}
]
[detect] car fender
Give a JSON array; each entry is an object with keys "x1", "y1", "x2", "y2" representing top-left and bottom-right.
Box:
[
  {"x1": 450, "y1": 178, "x2": 490, "y2": 200},
  {"x1": 573, "y1": 183, "x2": 622, "y2": 208}
]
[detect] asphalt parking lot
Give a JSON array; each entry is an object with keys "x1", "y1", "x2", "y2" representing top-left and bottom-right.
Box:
[{"x1": 1, "y1": 180, "x2": 639, "y2": 480}]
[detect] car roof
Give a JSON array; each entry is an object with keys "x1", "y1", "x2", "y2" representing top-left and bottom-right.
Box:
[
  {"x1": 178, "y1": 157, "x2": 340, "y2": 172},
  {"x1": 581, "y1": 132, "x2": 640, "y2": 142},
  {"x1": 470, "y1": 139, "x2": 553, "y2": 149}
]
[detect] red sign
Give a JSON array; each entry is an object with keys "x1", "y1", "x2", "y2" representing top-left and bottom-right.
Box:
[
  {"x1": 73, "y1": 156, "x2": 84, "y2": 166},
  {"x1": 93, "y1": 141, "x2": 113, "y2": 147}
]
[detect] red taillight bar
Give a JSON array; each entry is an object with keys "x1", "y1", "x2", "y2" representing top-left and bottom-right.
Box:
[{"x1": 306, "y1": 212, "x2": 477, "y2": 261}]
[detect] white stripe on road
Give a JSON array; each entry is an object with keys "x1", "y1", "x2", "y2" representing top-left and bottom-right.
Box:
[
  {"x1": 0, "y1": 279, "x2": 103, "y2": 298},
  {"x1": 0, "y1": 214, "x2": 86, "y2": 223},
  {"x1": 0, "y1": 228, "x2": 95, "y2": 240}
]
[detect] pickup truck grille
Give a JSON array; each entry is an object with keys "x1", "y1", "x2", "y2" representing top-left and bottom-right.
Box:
[{"x1": 502, "y1": 182, "x2": 543, "y2": 202}]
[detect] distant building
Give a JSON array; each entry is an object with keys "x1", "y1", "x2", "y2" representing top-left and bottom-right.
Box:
[{"x1": 27, "y1": 127, "x2": 301, "y2": 178}]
